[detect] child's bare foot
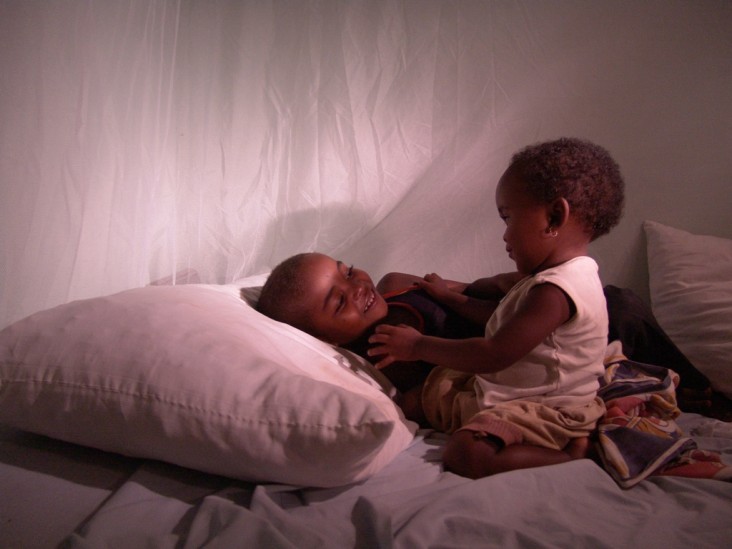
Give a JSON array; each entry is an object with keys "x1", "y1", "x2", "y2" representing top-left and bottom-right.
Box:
[{"x1": 565, "y1": 436, "x2": 591, "y2": 460}]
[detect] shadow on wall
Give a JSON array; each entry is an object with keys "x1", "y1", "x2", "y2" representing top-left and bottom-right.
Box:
[{"x1": 590, "y1": 223, "x2": 650, "y2": 301}]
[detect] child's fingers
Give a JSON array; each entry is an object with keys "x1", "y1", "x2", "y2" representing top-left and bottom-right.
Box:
[
  {"x1": 367, "y1": 344, "x2": 395, "y2": 368},
  {"x1": 371, "y1": 323, "x2": 411, "y2": 337},
  {"x1": 367, "y1": 343, "x2": 386, "y2": 356},
  {"x1": 372, "y1": 323, "x2": 394, "y2": 335},
  {"x1": 368, "y1": 326, "x2": 397, "y2": 368},
  {"x1": 373, "y1": 354, "x2": 395, "y2": 369}
]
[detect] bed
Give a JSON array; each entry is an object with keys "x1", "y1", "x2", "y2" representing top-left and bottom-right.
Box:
[
  {"x1": 3, "y1": 1, "x2": 731, "y2": 546},
  {"x1": 2, "y1": 220, "x2": 731, "y2": 548}
]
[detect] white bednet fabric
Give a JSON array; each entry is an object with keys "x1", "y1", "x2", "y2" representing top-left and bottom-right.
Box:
[{"x1": 2, "y1": 0, "x2": 731, "y2": 328}]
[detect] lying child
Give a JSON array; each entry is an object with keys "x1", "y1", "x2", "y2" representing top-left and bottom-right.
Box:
[{"x1": 255, "y1": 251, "x2": 513, "y2": 421}]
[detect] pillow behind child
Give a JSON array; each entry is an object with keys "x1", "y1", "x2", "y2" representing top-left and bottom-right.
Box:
[
  {"x1": 645, "y1": 220, "x2": 732, "y2": 400},
  {"x1": 0, "y1": 280, "x2": 416, "y2": 487}
]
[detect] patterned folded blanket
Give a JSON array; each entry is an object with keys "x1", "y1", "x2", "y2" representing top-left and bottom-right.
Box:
[{"x1": 597, "y1": 344, "x2": 732, "y2": 488}]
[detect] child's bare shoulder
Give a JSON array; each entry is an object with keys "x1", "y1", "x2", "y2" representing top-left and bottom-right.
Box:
[{"x1": 377, "y1": 272, "x2": 422, "y2": 294}]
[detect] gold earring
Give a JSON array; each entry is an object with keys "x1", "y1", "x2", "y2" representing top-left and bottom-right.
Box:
[{"x1": 547, "y1": 227, "x2": 558, "y2": 237}]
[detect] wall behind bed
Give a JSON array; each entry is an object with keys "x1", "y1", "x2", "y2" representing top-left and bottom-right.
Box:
[{"x1": 1, "y1": 0, "x2": 730, "y2": 329}]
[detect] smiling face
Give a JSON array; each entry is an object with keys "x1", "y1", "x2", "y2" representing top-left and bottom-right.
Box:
[
  {"x1": 296, "y1": 253, "x2": 389, "y2": 345},
  {"x1": 495, "y1": 169, "x2": 555, "y2": 275}
]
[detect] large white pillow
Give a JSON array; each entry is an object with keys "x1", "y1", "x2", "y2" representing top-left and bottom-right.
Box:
[
  {"x1": 645, "y1": 220, "x2": 732, "y2": 399},
  {"x1": 0, "y1": 280, "x2": 416, "y2": 487}
]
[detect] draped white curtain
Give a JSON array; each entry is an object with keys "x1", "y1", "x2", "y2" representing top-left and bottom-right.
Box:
[{"x1": 2, "y1": 0, "x2": 731, "y2": 328}]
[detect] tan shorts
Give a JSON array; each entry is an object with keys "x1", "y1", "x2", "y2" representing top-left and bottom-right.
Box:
[{"x1": 422, "y1": 366, "x2": 606, "y2": 450}]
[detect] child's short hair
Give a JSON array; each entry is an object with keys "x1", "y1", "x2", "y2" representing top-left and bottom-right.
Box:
[
  {"x1": 508, "y1": 137, "x2": 624, "y2": 240},
  {"x1": 256, "y1": 253, "x2": 312, "y2": 331}
]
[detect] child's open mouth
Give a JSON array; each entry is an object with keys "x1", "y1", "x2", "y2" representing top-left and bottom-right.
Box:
[{"x1": 364, "y1": 290, "x2": 375, "y2": 313}]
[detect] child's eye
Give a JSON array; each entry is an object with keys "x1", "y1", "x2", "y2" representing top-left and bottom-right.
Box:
[{"x1": 346, "y1": 265, "x2": 354, "y2": 279}]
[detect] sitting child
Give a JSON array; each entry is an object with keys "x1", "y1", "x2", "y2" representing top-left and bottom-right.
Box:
[{"x1": 366, "y1": 137, "x2": 626, "y2": 478}]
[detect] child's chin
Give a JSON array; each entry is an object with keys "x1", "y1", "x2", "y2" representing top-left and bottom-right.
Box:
[{"x1": 371, "y1": 299, "x2": 389, "y2": 320}]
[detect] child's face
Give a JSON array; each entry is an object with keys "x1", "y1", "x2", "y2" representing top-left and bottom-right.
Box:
[
  {"x1": 297, "y1": 253, "x2": 389, "y2": 345},
  {"x1": 495, "y1": 169, "x2": 554, "y2": 275}
]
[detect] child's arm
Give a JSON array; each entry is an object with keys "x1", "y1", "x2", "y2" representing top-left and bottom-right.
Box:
[
  {"x1": 463, "y1": 271, "x2": 524, "y2": 300},
  {"x1": 416, "y1": 271, "x2": 525, "y2": 325},
  {"x1": 417, "y1": 273, "x2": 498, "y2": 326},
  {"x1": 376, "y1": 271, "x2": 468, "y2": 294},
  {"x1": 368, "y1": 283, "x2": 572, "y2": 374}
]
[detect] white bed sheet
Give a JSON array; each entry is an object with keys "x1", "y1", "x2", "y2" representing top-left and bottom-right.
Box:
[
  {"x1": 3, "y1": 415, "x2": 731, "y2": 548},
  {"x1": 0, "y1": 426, "x2": 137, "y2": 548}
]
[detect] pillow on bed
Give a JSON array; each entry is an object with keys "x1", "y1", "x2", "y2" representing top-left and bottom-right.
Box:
[
  {"x1": 645, "y1": 220, "x2": 732, "y2": 399},
  {"x1": 0, "y1": 280, "x2": 416, "y2": 487}
]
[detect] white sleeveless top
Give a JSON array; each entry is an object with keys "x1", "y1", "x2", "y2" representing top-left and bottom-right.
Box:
[{"x1": 475, "y1": 256, "x2": 607, "y2": 409}]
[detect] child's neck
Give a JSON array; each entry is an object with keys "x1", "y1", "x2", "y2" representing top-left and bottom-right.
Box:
[{"x1": 533, "y1": 240, "x2": 589, "y2": 275}]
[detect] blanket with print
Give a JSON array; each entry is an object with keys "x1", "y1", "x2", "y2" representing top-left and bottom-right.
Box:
[{"x1": 597, "y1": 347, "x2": 732, "y2": 488}]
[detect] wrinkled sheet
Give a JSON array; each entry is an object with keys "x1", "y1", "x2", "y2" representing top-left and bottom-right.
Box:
[{"x1": 46, "y1": 415, "x2": 731, "y2": 548}]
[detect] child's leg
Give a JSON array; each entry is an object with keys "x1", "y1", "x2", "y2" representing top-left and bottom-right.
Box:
[
  {"x1": 395, "y1": 383, "x2": 429, "y2": 427},
  {"x1": 442, "y1": 431, "x2": 589, "y2": 479}
]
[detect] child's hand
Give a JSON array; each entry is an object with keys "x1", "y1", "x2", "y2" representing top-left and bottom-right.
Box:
[
  {"x1": 368, "y1": 324, "x2": 422, "y2": 369},
  {"x1": 418, "y1": 273, "x2": 453, "y2": 303}
]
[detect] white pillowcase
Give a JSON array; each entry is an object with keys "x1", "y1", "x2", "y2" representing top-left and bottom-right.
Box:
[
  {"x1": 0, "y1": 279, "x2": 416, "y2": 487},
  {"x1": 645, "y1": 220, "x2": 732, "y2": 399}
]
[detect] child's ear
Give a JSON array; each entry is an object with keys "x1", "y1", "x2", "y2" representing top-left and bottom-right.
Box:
[{"x1": 549, "y1": 197, "x2": 570, "y2": 229}]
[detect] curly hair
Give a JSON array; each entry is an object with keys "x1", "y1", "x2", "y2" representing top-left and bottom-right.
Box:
[
  {"x1": 256, "y1": 253, "x2": 313, "y2": 332},
  {"x1": 508, "y1": 137, "x2": 625, "y2": 240}
]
